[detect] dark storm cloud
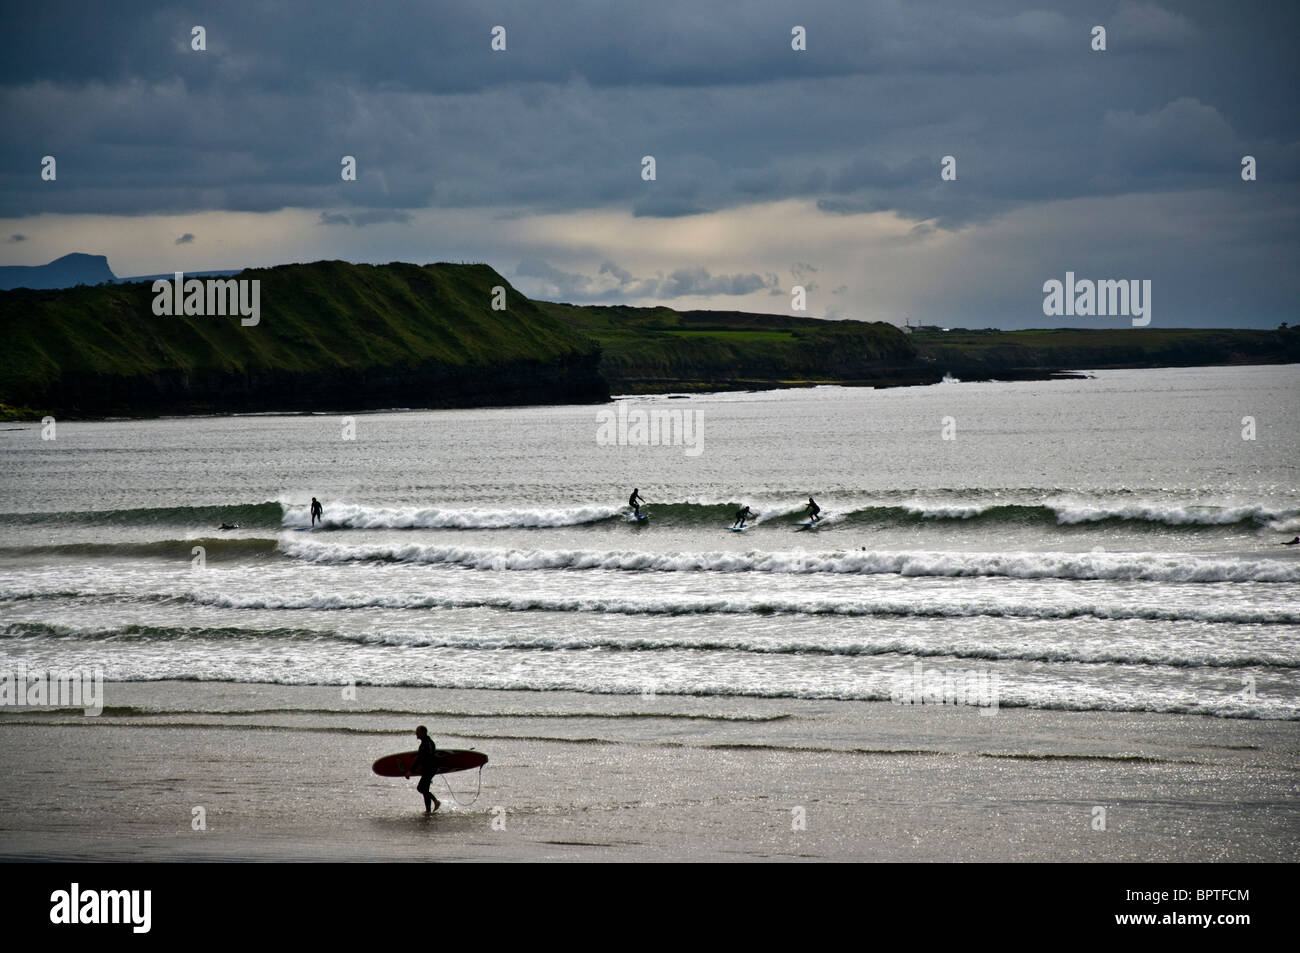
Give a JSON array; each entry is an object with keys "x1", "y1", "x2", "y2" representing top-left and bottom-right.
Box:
[
  {"x1": 2, "y1": 0, "x2": 1296, "y2": 221},
  {"x1": 0, "y1": 1, "x2": 1296, "y2": 321},
  {"x1": 0, "y1": 1, "x2": 1075, "y2": 93}
]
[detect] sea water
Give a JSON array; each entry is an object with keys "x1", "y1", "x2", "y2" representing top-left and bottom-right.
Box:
[{"x1": 1, "y1": 365, "x2": 1297, "y2": 718}]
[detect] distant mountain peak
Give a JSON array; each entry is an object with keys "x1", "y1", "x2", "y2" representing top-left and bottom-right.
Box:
[{"x1": 0, "y1": 253, "x2": 117, "y2": 291}]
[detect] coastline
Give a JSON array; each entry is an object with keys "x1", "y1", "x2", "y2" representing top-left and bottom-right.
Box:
[
  {"x1": 2, "y1": 682, "x2": 1295, "y2": 862},
  {"x1": 6, "y1": 358, "x2": 1295, "y2": 423}
]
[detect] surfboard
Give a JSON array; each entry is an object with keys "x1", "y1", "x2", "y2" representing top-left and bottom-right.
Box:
[
  {"x1": 795, "y1": 521, "x2": 820, "y2": 528},
  {"x1": 372, "y1": 749, "x2": 488, "y2": 778},
  {"x1": 728, "y1": 525, "x2": 749, "y2": 531},
  {"x1": 630, "y1": 513, "x2": 649, "y2": 521}
]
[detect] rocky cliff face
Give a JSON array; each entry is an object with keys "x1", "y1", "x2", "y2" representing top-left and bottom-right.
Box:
[{"x1": 23, "y1": 352, "x2": 609, "y2": 416}]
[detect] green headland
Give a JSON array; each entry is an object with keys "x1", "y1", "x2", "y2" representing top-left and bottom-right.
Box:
[{"x1": 1, "y1": 259, "x2": 1295, "y2": 419}]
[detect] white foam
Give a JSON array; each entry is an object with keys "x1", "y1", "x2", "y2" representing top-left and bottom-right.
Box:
[
  {"x1": 178, "y1": 589, "x2": 1300, "y2": 629},
  {"x1": 1051, "y1": 502, "x2": 1283, "y2": 526},
  {"x1": 903, "y1": 502, "x2": 993, "y2": 519},
  {"x1": 282, "y1": 502, "x2": 623, "y2": 530},
  {"x1": 278, "y1": 539, "x2": 1300, "y2": 583}
]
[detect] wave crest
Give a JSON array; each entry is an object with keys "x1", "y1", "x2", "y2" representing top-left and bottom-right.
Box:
[{"x1": 279, "y1": 539, "x2": 1300, "y2": 583}]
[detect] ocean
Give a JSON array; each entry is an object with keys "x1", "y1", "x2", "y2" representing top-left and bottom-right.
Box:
[{"x1": 2, "y1": 364, "x2": 1297, "y2": 719}]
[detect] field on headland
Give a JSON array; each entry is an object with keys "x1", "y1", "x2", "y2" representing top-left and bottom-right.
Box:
[
  {"x1": 910, "y1": 326, "x2": 1300, "y2": 383},
  {"x1": 2, "y1": 258, "x2": 1296, "y2": 418}
]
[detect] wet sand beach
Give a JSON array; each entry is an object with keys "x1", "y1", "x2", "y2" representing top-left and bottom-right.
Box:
[{"x1": 1, "y1": 682, "x2": 1295, "y2": 862}]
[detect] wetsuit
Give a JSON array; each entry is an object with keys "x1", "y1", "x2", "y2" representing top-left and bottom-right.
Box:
[{"x1": 414, "y1": 735, "x2": 439, "y2": 812}]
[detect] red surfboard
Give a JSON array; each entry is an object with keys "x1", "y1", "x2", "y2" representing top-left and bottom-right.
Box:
[{"x1": 372, "y1": 749, "x2": 487, "y2": 778}]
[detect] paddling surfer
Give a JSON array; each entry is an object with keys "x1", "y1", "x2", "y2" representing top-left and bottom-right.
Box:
[
  {"x1": 409, "y1": 725, "x2": 441, "y2": 814},
  {"x1": 310, "y1": 497, "x2": 323, "y2": 527}
]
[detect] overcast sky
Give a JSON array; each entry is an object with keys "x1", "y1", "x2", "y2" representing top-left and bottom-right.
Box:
[{"x1": 1, "y1": 0, "x2": 1296, "y2": 327}]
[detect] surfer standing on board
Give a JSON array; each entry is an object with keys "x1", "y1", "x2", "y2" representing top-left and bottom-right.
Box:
[
  {"x1": 310, "y1": 497, "x2": 323, "y2": 527},
  {"x1": 628, "y1": 488, "x2": 645, "y2": 518},
  {"x1": 805, "y1": 497, "x2": 822, "y2": 523},
  {"x1": 733, "y1": 505, "x2": 755, "y2": 528},
  {"x1": 410, "y1": 725, "x2": 440, "y2": 814}
]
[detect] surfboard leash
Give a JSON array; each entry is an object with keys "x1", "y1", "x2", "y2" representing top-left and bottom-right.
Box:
[{"x1": 439, "y1": 764, "x2": 484, "y2": 807}]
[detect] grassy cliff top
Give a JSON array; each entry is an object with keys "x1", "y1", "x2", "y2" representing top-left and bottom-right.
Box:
[
  {"x1": 910, "y1": 325, "x2": 1300, "y2": 369},
  {"x1": 0, "y1": 260, "x2": 597, "y2": 400},
  {"x1": 536, "y1": 300, "x2": 915, "y2": 371}
]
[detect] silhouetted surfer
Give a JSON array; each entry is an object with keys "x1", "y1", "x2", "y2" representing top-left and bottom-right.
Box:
[
  {"x1": 733, "y1": 505, "x2": 755, "y2": 528},
  {"x1": 410, "y1": 725, "x2": 440, "y2": 814},
  {"x1": 628, "y1": 488, "x2": 646, "y2": 518},
  {"x1": 310, "y1": 497, "x2": 323, "y2": 527},
  {"x1": 218, "y1": 522, "x2": 239, "y2": 531},
  {"x1": 804, "y1": 497, "x2": 822, "y2": 523},
  {"x1": 1283, "y1": 537, "x2": 1300, "y2": 546}
]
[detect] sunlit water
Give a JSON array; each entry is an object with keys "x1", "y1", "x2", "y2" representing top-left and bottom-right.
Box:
[{"x1": 2, "y1": 365, "x2": 1297, "y2": 717}]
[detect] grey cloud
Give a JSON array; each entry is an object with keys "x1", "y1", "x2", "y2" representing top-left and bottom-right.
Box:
[
  {"x1": 1100, "y1": 98, "x2": 1240, "y2": 175},
  {"x1": 2, "y1": 1, "x2": 1292, "y2": 226},
  {"x1": 598, "y1": 260, "x2": 633, "y2": 282},
  {"x1": 0, "y1": 1, "x2": 1085, "y2": 95},
  {"x1": 1110, "y1": 1, "x2": 1199, "y2": 49},
  {"x1": 660, "y1": 268, "x2": 778, "y2": 297},
  {"x1": 515, "y1": 258, "x2": 780, "y2": 302},
  {"x1": 0, "y1": 1, "x2": 1294, "y2": 327},
  {"x1": 632, "y1": 197, "x2": 712, "y2": 218},
  {"x1": 349, "y1": 209, "x2": 414, "y2": 227}
]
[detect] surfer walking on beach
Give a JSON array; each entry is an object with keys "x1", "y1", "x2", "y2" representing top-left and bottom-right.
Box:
[
  {"x1": 628, "y1": 488, "x2": 646, "y2": 518},
  {"x1": 310, "y1": 497, "x2": 323, "y2": 527},
  {"x1": 411, "y1": 725, "x2": 440, "y2": 814},
  {"x1": 733, "y1": 505, "x2": 755, "y2": 528}
]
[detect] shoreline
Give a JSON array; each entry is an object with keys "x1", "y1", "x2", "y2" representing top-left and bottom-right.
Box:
[
  {"x1": 1, "y1": 682, "x2": 1295, "y2": 861},
  {"x1": 5, "y1": 359, "x2": 1295, "y2": 423}
]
